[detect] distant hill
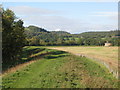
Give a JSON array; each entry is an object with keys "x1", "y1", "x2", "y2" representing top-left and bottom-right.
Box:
[
  {"x1": 24, "y1": 25, "x2": 119, "y2": 46},
  {"x1": 25, "y1": 25, "x2": 71, "y2": 38},
  {"x1": 25, "y1": 25, "x2": 50, "y2": 38},
  {"x1": 25, "y1": 25, "x2": 49, "y2": 33},
  {"x1": 51, "y1": 31, "x2": 70, "y2": 35},
  {"x1": 76, "y1": 30, "x2": 119, "y2": 38}
]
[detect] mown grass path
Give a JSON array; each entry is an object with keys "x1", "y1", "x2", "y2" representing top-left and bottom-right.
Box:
[{"x1": 2, "y1": 46, "x2": 118, "y2": 88}]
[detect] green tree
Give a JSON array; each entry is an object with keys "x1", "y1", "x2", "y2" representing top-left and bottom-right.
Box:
[
  {"x1": 2, "y1": 8, "x2": 26, "y2": 68},
  {"x1": 57, "y1": 38, "x2": 63, "y2": 45}
]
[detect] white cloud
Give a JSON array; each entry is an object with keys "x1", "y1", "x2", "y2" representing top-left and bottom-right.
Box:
[
  {"x1": 22, "y1": 15, "x2": 87, "y2": 33},
  {"x1": 8, "y1": 5, "x2": 118, "y2": 34},
  {"x1": 54, "y1": 29, "x2": 61, "y2": 31},
  {"x1": 22, "y1": 15, "x2": 117, "y2": 33},
  {"x1": 9, "y1": 6, "x2": 58, "y2": 16}
]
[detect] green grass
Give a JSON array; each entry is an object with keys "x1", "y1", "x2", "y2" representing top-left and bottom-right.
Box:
[
  {"x1": 64, "y1": 37, "x2": 79, "y2": 40},
  {"x1": 2, "y1": 46, "x2": 118, "y2": 88},
  {"x1": 46, "y1": 46, "x2": 118, "y2": 74}
]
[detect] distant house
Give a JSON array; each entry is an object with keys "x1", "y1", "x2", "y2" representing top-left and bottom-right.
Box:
[{"x1": 104, "y1": 42, "x2": 112, "y2": 46}]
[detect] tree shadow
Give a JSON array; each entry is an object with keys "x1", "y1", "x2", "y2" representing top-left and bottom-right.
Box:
[
  {"x1": 2, "y1": 48, "x2": 45, "y2": 72},
  {"x1": 2, "y1": 47, "x2": 68, "y2": 73},
  {"x1": 21, "y1": 48, "x2": 45, "y2": 60},
  {"x1": 44, "y1": 50, "x2": 68, "y2": 59}
]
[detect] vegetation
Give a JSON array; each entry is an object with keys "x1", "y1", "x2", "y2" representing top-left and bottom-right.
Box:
[
  {"x1": 2, "y1": 46, "x2": 118, "y2": 88},
  {"x1": 2, "y1": 8, "x2": 26, "y2": 71},
  {"x1": 1, "y1": 8, "x2": 119, "y2": 88},
  {"x1": 46, "y1": 46, "x2": 118, "y2": 78},
  {"x1": 25, "y1": 25, "x2": 120, "y2": 46}
]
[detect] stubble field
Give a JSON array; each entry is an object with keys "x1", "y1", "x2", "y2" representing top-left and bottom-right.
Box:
[{"x1": 46, "y1": 46, "x2": 118, "y2": 77}]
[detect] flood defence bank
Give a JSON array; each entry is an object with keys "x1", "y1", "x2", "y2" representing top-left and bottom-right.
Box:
[
  {"x1": 75, "y1": 53, "x2": 118, "y2": 79},
  {"x1": 47, "y1": 47, "x2": 118, "y2": 79}
]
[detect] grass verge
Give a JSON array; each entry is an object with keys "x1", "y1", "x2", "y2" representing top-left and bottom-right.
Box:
[{"x1": 2, "y1": 46, "x2": 118, "y2": 88}]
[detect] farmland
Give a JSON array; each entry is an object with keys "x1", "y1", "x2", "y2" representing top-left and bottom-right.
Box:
[
  {"x1": 46, "y1": 46, "x2": 118, "y2": 77},
  {"x1": 2, "y1": 46, "x2": 118, "y2": 88}
]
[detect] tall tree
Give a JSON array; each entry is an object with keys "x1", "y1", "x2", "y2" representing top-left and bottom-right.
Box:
[{"x1": 2, "y1": 8, "x2": 26, "y2": 66}]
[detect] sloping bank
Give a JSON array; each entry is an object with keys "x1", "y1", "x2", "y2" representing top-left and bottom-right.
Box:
[
  {"x1": 2, "y1": 46, "x2": 118, "y2": 88},
  {"x1": 46, "y1": 46, "x2": 118, "y2": 78}
]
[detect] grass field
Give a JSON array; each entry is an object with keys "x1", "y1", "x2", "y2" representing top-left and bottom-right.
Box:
[
  {"x1": 46, "y1": 46, "x2": 118, "y2": 77},
  {"x1": 2, "y1": 46, "x2": 118, "y2": 88}
]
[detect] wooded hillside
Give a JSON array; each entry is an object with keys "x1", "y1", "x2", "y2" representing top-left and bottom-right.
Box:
[{"x1": 25, "y1": 25, "x2": 120, "y2": 46}]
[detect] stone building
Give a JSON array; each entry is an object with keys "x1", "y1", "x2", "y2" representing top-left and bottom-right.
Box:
[{"x1": 104, "y1": 42, "x2": 112, "y2": 46}]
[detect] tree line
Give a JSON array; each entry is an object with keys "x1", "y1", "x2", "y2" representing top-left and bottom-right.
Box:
[{"x1": 25, "y1": 26, "x2": 120, "y2": 46}]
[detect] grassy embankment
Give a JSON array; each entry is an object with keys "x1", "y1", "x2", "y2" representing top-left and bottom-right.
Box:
[
  {"x1": 2, "y1": 46, "x2": 118, "y2": 88},
  {"x1": 46, "y1": 46, "x2": 118, "y2": 76}
]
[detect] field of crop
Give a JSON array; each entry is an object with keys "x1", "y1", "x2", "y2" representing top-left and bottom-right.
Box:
[
  {"x1": 46, "y1": 46, "x2": 118, "y2": 77},
  {"x1": 2, "y1": 46, "x2": 118, "y2": 88}
]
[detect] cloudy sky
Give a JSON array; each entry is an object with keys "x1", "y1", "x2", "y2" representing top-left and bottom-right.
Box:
[{"x1": 2, "y1": 1, "x2": 118, "y2": 34}]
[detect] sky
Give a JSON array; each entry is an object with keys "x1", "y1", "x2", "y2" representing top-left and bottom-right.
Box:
[{"x1": 2, "y1": 2, "x2": 118, "y2": 34}]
